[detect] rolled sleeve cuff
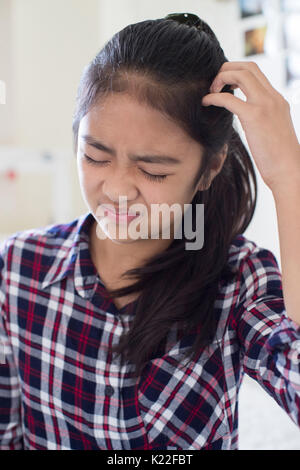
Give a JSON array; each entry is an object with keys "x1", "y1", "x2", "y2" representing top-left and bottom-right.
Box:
[{"x1": 266, "y1": 315, "x2": 300, "y2": 359}]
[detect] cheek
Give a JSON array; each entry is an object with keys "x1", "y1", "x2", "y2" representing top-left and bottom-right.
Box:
[
  {"x1": 147, "y1": 183, "x2": 188, "y2": 207},
  {"x1": 145, "y1": 191, "x2": 184, "y2": 224},
  {"x1": 78, "y1": 164, "x2": 99, "y2": 188},
  {"x1": 77, "y1": 168, "x2": 99, "y2": 203},
  {"x1": 143, "y1": 189, "x2": 170, "y2": 209}
]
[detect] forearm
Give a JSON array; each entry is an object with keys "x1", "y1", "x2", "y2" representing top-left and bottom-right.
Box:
[{"x1": 272, "y1": 175, "x2": 300, "y2": 327}]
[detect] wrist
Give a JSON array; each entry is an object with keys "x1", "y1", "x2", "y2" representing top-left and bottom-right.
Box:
[
  {"x1": 271, "y1": 174, "x2": 300, "y2": 204},
  {"x1": 267, "y1": 146, "x2": 300, "y2": 195}
]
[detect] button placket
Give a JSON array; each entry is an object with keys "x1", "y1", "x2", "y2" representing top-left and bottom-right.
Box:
[{"x1": 93, "y1": 313, "x2": 125, "y2": 449}]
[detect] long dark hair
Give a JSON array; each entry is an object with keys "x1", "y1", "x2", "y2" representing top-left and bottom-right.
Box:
[{"x1": 72, "y1": 15, "x2": 257, "y2": 378}]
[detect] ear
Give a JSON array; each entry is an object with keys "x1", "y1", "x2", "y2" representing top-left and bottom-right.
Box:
[
  {"x1": 196, "y1": 144, "x2": 228, "y2": 192},
  {"x1": 212, "y1": 143, "x2": 228, "y2": 175}
]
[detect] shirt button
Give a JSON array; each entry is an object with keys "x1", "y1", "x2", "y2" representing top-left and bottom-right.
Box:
[{"x1": 105, "y1": 385, "x2": 114, "y2": 397}]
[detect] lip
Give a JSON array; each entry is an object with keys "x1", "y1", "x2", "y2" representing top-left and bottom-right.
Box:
[
  {"x1": 103, "y1": 206, "x2": 140, "y2": 217},
  {"x1": 100, "y1": 206, "x2": 141, "y2": 224}
]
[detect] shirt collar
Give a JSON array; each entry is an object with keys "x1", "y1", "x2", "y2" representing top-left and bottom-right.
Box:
[{"x1": 41, "y1": 211, "x2": 97, "y2": 298}]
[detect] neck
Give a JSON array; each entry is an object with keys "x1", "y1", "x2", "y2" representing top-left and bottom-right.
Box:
[{"x1": 89, "y1": 219, "x2": 173, "y2": 276}]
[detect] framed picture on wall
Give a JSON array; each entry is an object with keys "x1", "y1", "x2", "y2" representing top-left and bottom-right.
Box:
[
  {"x1": 244, "y1": 25, "x2": 267, "y2": 56},
  {"x1": 239, "y1": 0, "x2": 264, "y2": 18}
]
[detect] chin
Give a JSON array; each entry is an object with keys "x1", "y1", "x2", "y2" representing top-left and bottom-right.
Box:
[
  {"x1": 111, "y1": 238, "x2": 137, "y2": 245},
  {"x1": 109, "y1": 237, "x2": 140, "y2": 245}
]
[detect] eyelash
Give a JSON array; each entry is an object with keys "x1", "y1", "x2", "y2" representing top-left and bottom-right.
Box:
[{"x1": 83, "y1": 154, "x2": 168, "y2": 182}]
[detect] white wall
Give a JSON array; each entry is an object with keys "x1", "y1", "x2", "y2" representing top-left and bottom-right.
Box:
[
  {"x1": 97, "y1": 0, "x2": 241, "y2": 59},
  {"x1": 0, "y1": 0, "x2": 102, "y2": 230},
  {"x1": 0, "y1": 0, "x2": 14, "y2": 143},
  {"x1": 10, "y1": 0, "x2": 100, "y2": 151}
]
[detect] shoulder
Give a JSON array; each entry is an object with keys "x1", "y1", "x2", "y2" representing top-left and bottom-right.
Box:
[
  {"x1": 227, "y1": 234, "x2": 282, "y2": 306},
  {"x1": 228, "y1": 234, "x2": 280, "y2": 274},
  {"x1": 0, "y1": 214, "x2": 87, "y2": 275}
]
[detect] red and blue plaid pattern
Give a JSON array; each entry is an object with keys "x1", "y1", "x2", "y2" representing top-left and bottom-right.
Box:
[{"x1": 0, "y1": 212, "x2": 299, "y2": 450}]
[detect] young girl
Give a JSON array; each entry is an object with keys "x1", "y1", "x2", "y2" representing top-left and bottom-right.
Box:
[{"x1": 1, "y1": 13, "x2": 300, "y2": 450}]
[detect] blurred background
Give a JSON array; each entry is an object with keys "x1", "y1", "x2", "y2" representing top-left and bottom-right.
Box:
[{"x1": 0, "y1": 0, "x2": 299, "y2": 449}]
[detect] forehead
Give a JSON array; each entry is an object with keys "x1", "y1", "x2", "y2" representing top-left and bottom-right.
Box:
[{"x1": 78, "y1": 93, "x2": 203, "y2": 158}]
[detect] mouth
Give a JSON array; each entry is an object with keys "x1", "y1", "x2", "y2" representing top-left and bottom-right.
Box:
[
  {"x1": 103, "y1": 206, "x2": 140, "y2": 217},
  {"x1": 101, "y1": 207, "x2": 141, "y2": 222},
  {"x1": 115, "y1": 211, "x2": 138, "y2": 216}
]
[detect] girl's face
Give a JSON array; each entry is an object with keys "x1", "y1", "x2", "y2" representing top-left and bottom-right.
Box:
[{"x1": 76, "y1": 92, "x2": 224, "y2": 246}]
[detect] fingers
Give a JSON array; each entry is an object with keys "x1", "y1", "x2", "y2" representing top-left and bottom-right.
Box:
[
  {"x1": 211, "y1": 61, "x2": 278, "y2": 97},
  {"x1": 202, "y1": 61, "x2": 281, "y2": 121},
  {"x1": 210, "y1": 68, "x2": 268, "y2": 103},
  {"x1": 202, "y1": 91, "x2": 249, "y2": 120}
]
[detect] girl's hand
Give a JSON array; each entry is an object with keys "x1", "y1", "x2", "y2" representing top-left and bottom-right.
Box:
[{"x1": 202, "y1": 61, "x2": 300, "y2": 192}]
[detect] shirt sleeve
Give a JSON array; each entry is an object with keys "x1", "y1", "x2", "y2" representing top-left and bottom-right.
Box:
[
  {"x1": 233, "y1": 244, "x2": 300, "y2": 428},
  {"x1": 0, "y1": 239, "x2": 24, "y2": 450}
]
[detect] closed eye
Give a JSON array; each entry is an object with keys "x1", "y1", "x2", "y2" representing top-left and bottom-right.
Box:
[{"x1": 83, "y1": 154, "x2": 169, "y2": 182}]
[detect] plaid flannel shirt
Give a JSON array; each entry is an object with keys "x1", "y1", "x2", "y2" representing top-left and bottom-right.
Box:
[{"x1": 0, "y1": 211, "x2": 300, "y2": 450}]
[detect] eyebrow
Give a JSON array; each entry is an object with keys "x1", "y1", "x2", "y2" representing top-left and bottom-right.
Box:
[{"x1": 81, "y1": 135, "x2": 182, "y2": 165}]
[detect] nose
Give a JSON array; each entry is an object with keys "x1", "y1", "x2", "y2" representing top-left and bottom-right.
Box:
[{"x1": 102, "y1": 165, "x2": 139, "y2": 202}]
